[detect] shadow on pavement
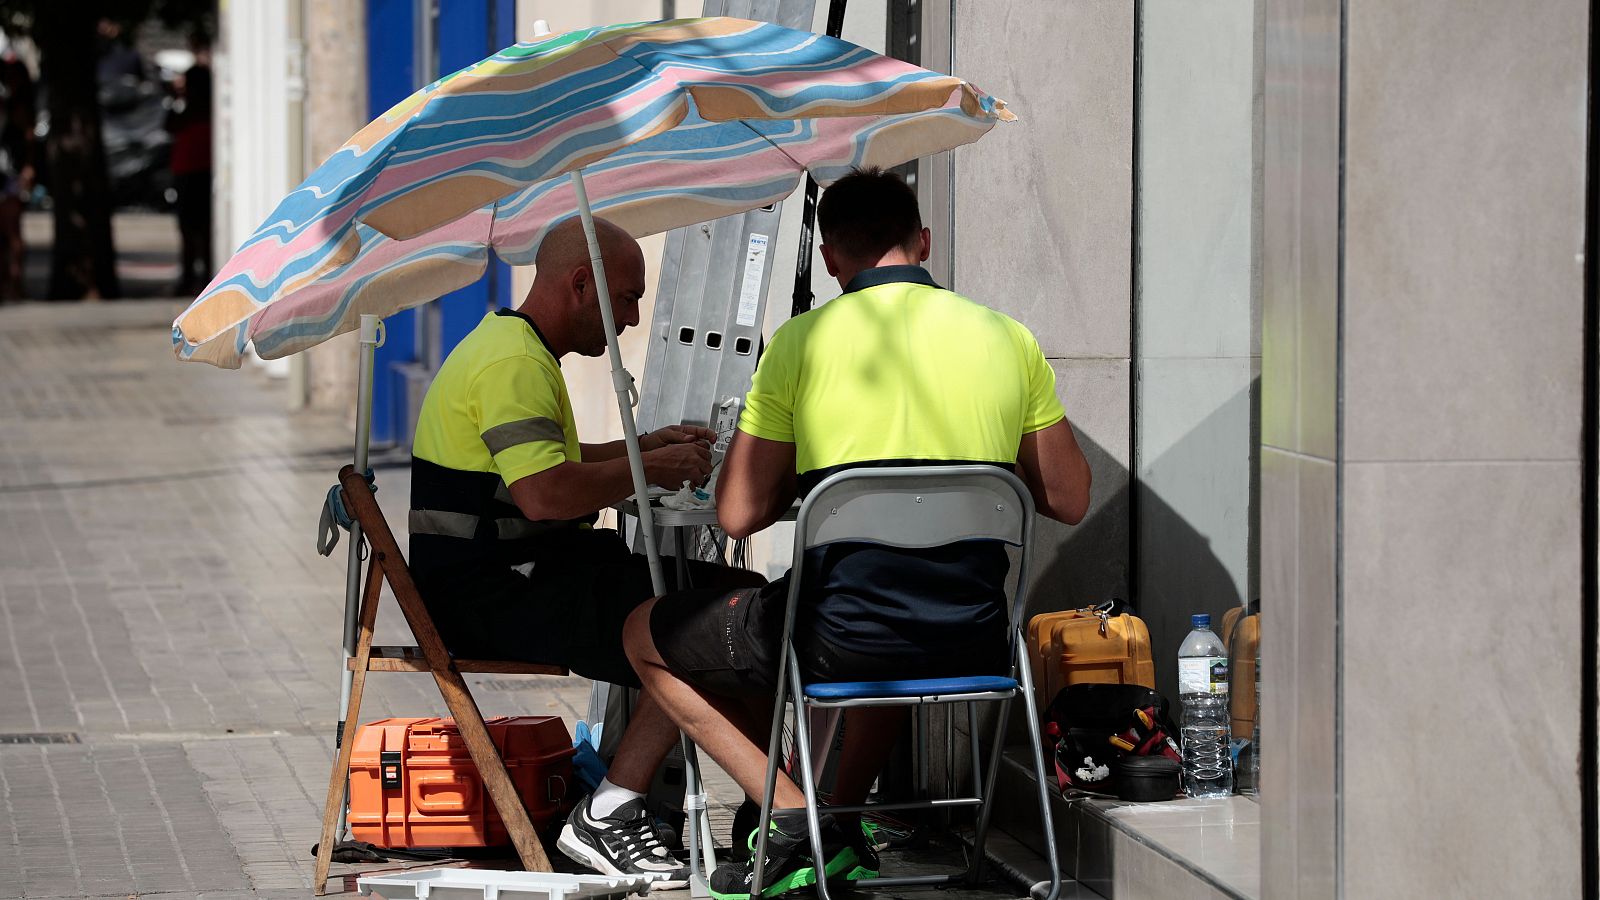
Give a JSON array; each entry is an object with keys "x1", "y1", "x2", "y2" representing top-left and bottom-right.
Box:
[{"x1": 19, "y1": 209, "x2": 186, "y2": 300}]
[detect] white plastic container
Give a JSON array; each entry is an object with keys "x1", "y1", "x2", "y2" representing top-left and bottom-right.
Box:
[{"x1": 357, "y1": 869, "x2": 660, "y2": 900}]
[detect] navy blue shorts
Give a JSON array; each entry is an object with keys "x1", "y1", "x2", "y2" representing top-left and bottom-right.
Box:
[{"x1": 649, "y1": 577, "x2": 1010, "y2": 698}]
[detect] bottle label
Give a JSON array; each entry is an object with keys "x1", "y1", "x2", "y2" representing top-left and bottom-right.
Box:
[{"x1": 1179, "y1": 656, "x2": 1230, "y2": 695}]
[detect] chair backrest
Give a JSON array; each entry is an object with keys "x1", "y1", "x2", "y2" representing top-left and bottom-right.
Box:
[{"x1": 786, "y1": 465, "x2": 1037, "y2": 635}]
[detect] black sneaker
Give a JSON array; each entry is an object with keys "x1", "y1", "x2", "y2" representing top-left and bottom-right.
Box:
[
  {"x1": 841, "y1": 817, "x2": 880, "y2": 882},
  {"x1": 708, "y1": 812, "x2": 858, "y2": 900},
  {"x1": 557, "y1": 795, "x2": 689, "y2": 890},
  {"x1": 729, "y1": 798, "x2": 761, "y2": 862}
]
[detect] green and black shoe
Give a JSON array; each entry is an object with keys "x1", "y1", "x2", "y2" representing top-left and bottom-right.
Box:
[
  {"x1": 841, "y1": 818, "x2": 880, "y2": 882},
  {"x1": 708, "y1": 811, "x2": 859, "y2": 900},
  {"x1": 728, "y1": 800, "x2": 880, "y2": 882}
]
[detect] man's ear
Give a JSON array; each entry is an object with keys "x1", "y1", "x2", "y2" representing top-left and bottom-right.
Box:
[
  {"x1": 820, "y1": 243, "x2": 840, "y2": 278},
  {"x1": 568, "y1": 264, "x2": 591, "y2": 309},
  {"x1": 917, "y1": 227, "x2": 931, "y2": 263}
]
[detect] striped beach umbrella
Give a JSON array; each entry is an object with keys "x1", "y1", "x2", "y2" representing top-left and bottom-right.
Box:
[
  {"x1": 182, "y1": 23, "x2": 1017, "y2": 876},
  {"x1": 171, "y1": 16, "x2": 1013, "y2": 367},
  {"x1": 174, "y1": 14, "x2": 1015, "y2": 610}
]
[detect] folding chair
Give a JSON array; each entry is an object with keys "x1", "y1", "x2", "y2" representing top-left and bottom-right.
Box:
[
  {"x1": 312, "y1": 465, "x2": 569, "y2": 895},
  {"x1": 752, "y1": 466, "x2": 1061, "y2": 900}
]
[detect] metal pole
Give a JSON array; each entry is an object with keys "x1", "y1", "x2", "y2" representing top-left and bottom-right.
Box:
[
  {"x1": 334, "y1": 313, "x2": 382, "y2": 840},
  {"x1": 681, "y1": 738, "x2": 717, "y2": 896},
  {"x1": 569, "y1": 169, "x2": 667, "y2": 595},
  {"x1": 573, "y1": 168, "x2": 716, "y2": 889}
]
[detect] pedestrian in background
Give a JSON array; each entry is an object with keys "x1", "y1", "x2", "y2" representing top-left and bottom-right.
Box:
[{"x1": 166, "y1": 35, "x2": 211, "y2": 298}]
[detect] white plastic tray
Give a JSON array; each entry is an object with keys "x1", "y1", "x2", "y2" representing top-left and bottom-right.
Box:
[{"x1": 357, "y1": 869, "x2": 659, "y2": 900}]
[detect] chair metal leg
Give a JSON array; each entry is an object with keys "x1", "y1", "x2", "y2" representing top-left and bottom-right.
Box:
[
  {"x1": 968, "y1": 702, "x2": 983, "y2": 806},
  {"x1": 967, "y1": 701, "x2": 983, "y2": 866},
  {"x1": 1017, "y1": 639, "x2": 1062, "y2": 900},
  {"x1": 752, "y1": 637, "x2": 795, "y2": 896},
  {"x1": 943, "y1": 705, "x2": 957, "y2": 829},
  {"x1": 917, "y1": 704, "x2": 931, "y2": 802},
  {"x1": 787, "y1": 653, "x2": 835, "y2": 900},
  {"x1": 682, "y1": 736, "x2": 714, "y2": 897},
  {"x1": 966, "y1": 693, "x2": 1011, "y2": 885}
]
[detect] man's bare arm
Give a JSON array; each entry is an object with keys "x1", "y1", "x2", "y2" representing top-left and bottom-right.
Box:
[
  {"x1": 579, "y1": 440, "x2": 630, "y2": 462},
  {"x1": 509, "y1": 440, "x2": 712, "y2": 522},
  {"x1": 509, "y1": 458, "x2": 638, "y2": 521},
  {"x1": 716, "y1": 431, "x2": 797, "y2": 539},
  {"x1": 582, "y1": 424, "x2": 717, "y2": 462},
  {"x1": 1015, "y1": 419, "x2": 1092, "y2": 525}
]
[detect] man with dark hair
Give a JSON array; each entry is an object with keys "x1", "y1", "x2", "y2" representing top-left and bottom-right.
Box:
[
  {"x1": 812, "y1": 166, "x2": 924, "y2": 262},
  {"x1": 623, "y1": 168, "x2": 1093, "y2": 898}
]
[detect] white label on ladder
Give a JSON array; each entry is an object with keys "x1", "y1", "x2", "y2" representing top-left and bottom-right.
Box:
[{"x1": 735, "y1": 233, "x2": 770, "y2": 327}]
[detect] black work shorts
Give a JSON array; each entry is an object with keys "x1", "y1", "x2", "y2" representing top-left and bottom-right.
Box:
[
  {"x1": 649, "y1": 578, "x2": 1012, "y2": 699},
  {"x1": 420, "y1": 533, "x2": 763, "y2": 688}
]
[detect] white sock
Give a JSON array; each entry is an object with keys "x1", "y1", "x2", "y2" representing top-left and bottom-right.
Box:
[{"x1": 589, "y1": 777, "x2": 644, "y2": 819}]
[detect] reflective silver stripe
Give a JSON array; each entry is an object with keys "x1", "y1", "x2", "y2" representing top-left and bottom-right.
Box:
[
  {"x1": 493, "y1": 480, "x2": 515, "y2": 504},
  {"x1": 408, "y1": 509, "x2": 479, "y2": 539},
  {"x1": 495, "y1": 518, "x2": 562, "y2": 540},
  {"x1": 481, "y1": 417, "x2": 564, "y2": 455}
]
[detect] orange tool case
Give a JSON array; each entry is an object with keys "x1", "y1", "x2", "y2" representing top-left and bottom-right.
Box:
[
  {"x1": 1027, "y1": 605, "x2": 1156, "y2": 713},
  {"x1": 348, "y1": 716, "x2": 575, "y2": 848}
]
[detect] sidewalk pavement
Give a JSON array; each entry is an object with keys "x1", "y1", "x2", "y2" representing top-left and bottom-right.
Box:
[
  {"x1": 0, "y1": 300, "x2": 1036, "y2": 900},
  {"x1": 20, "y1": 212, "x2": 189, "y2": 301},
  {"x1": 0, "y1": 299, "x2": 723, "y2": 899}
]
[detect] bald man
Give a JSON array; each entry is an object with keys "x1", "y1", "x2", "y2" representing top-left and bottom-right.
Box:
[{"x1": 409, "y1": 217, "x2": 763, "y2": 886}]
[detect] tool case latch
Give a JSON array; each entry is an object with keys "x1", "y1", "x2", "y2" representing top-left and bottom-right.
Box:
[{"x1": 380, "y1": 751, "x2": 402, "y2": 789}]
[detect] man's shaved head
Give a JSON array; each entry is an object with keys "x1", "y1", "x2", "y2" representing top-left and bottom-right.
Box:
[
  {"x1": 534, "y1": 216, "x2": 643, "y2": 282},
  {"x1": 521, "y1": 216, "x2": 648, "y2": 358}
]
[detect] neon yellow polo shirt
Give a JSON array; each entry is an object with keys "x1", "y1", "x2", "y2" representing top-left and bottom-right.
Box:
[
  {"x1": 739, "y1": 265, "x2": 1064, "y2": 490},
  {"x1": 413, "y1": 309, "x2": 582, "y2": 482},
  {"x1": 410, "y1": 308, "x2": 593, "y2": 581},
  {"x1": 737, "y1": 265, "x2": 1065, "y2": 661}
]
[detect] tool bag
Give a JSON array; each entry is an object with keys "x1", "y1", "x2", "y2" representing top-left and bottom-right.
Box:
[
  {"x1": 1026, "y1": 599, "x2": 1156, "y2": 713},
  {"x1": 1042, "y1": 683, "x2": 1180, "y2": 796}
]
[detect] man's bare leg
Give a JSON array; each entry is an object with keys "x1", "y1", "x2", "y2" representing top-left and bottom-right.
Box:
[
  {"x1": 591, "y1": 566, "x2": 765, "y2": 801},
  {"x1": 623, "y1": 598, "x2": 808, "y2": 810},
  {"x1": 555, "y1": 659, "x2": 697, "y2": 885},
  {"x1": 831, "y1": 707, "x2": 910, "y2": 807},
  {"x1": 601, "y1": 688, "x2": 684, "y2": 793}
]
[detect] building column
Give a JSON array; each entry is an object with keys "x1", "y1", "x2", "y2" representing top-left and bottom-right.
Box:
[
  {"x1": 301, "y1": 0, "x2": 369, "y2": 414},
  {"x1": 1262, "y1": 0, "x2": 1590, "y2": 895}
]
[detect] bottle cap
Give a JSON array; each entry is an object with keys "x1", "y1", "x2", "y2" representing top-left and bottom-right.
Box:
[{"x1": 1191, "y1": 613, "x2": 1210, "y2": 628}]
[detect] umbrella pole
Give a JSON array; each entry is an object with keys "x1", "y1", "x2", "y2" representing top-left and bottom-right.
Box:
[
  {"x1": 571, "y1": 169, "x2": 715, "y2": 892},
  {"x1": 569, "y1": 170, "x2": 667, "y2": 595},
  {"x1": 335, "y1": 313, "x2": 382, "y2": 840}
]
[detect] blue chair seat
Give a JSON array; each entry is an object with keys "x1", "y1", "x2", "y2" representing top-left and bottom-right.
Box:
[{"x1": 803, "y1": 674, "x2": 1019, "y2": 700}]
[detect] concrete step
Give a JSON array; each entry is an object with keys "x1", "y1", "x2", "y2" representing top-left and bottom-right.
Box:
[{"x1": 986, "y1": 750, "x2": 1259, "y2": 900}]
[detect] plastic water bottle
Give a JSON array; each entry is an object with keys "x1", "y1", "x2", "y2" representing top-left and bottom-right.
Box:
[{"x1": 1178, "y1": 614, "x2": 1233, "y2": 798}]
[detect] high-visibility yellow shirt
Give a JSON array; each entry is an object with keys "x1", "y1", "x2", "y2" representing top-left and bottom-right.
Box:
[
  {"x1": 413, "y1": 308, "x2": 581, "y2": 483},
  {"x1": 739, "y1": 265, "x2": 1064, "y2": 491},
  {"x1": 735, "y1": 265, "x2": 1065, "y2": 661},
  {"x1": 410, "y1": 309, "x2": 594, "y2": 582}
]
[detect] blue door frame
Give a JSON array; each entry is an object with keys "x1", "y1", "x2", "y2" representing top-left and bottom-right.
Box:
[{"x1": 366, "y1": 0, "x2": 516, "y2": 446}]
